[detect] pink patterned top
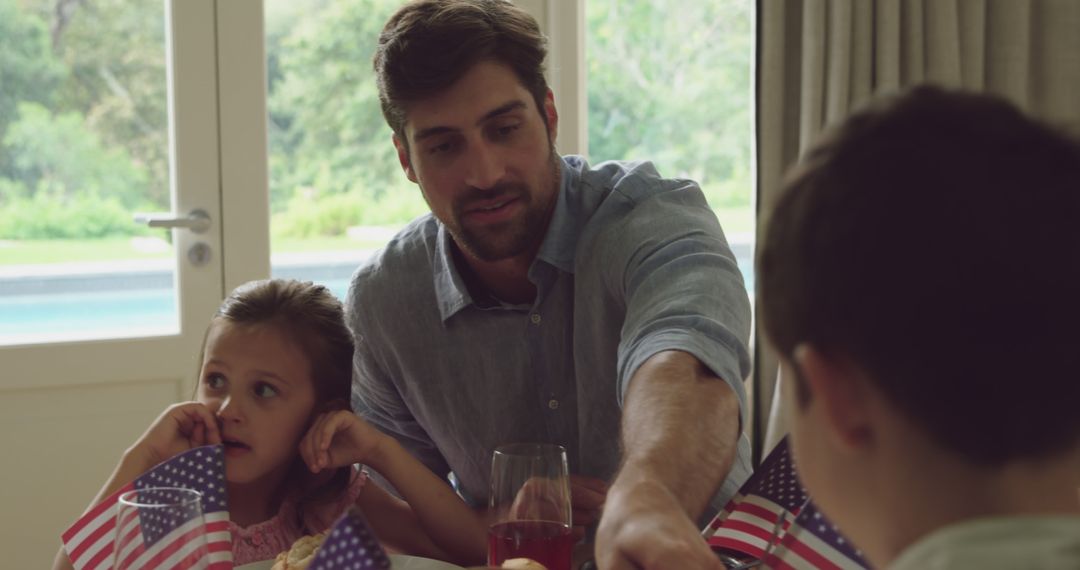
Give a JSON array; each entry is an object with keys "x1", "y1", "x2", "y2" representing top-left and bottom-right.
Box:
[{"x1": 229, "y1": 469, "x2": 368, "y2": 566}]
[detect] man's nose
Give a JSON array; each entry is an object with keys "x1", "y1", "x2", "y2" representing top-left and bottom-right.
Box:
[{"x1": 464, "y1": 142, "x2": 506, "y2": 191}]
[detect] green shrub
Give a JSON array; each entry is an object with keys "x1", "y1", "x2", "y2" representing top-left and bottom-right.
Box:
[
  {"x1": 0, "y1": 184, "x2": 145, "y2": 239},
  {"x1": 272, "y1": 185, "x2": 427, "y2": 239},
  {"x1": 273, "y1": 190, "x2": 364, "y2": 238}
]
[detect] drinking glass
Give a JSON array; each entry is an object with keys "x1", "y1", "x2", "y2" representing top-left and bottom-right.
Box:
[
  {"x1": 487, "y1": 443, "x2": 573, "y2": 570},
  {"x1": 113, "y1": 487, "x2": 209, "y2": 570}
]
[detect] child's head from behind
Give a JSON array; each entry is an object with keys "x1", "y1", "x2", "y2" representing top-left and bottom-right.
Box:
[
  {"x1": 759, "y1": 86, "x2": 1080, "y2": 561},
  {"x1": 197, "y1": 279, "x2": 354, "y2": 489}
]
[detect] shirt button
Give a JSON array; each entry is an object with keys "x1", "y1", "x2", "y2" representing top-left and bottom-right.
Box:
[
  {"x1": 530, "y1": 313, "x2": 542, "y2": 325},
  {"x1": 548, "y1": 399, "x2": 560, "y2": 410}
]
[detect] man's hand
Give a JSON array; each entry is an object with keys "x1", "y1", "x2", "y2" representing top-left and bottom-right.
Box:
[
  {"x1": 591, "y1": 351, "x2": 739, "y2": 569},
  {"x1": 569, "y1": 474, "x2": 608, "y2": 540},
  {"x1": 503, "y1": 473, "x2": 607, "y2": 542},
  {"x1": 594, "y1": 478, "x2": 722, "y2": 570}
]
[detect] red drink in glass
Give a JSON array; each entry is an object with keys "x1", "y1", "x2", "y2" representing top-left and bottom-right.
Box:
[{"x1": 487, "y1": 520, "x2": 573, "y2": 570}]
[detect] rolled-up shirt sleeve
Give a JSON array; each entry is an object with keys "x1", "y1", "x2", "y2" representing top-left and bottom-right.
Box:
[{"x1": 608, "y1": 179, "x2": 753, "y2": 428}]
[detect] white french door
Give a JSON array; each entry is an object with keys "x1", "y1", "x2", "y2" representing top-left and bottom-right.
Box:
[{"x1": 0, "y1": 1, "x2": 268, "y2": 566}]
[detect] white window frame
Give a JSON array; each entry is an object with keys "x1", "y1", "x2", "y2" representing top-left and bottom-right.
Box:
[{"x1": 517, "y1": 0, "x2": 588, "y2": 157}]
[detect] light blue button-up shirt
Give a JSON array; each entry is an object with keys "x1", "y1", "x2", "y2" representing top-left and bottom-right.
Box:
[{"x1": 347, "y1": 156, "x2": 752, "y2": 516}]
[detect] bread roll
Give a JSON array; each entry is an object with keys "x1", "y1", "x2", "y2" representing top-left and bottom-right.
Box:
[
  {"x1": 271, "y1": 532, "x2": 327, "y2": 570},
  {"x1": 501, "y1": 558, "x2": 549, "y2": 570}
]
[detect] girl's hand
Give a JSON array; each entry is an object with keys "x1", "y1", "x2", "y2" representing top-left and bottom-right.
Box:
[
  {"x1": 128, "y1": 402, "x2": 222, "y2": 468},
  {"x1": 300, "y1": 410, "x2": 387, "y2": 473}
]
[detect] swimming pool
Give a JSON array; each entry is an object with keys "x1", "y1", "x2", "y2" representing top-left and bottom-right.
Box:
[{"x1": 0, "y1": 245, "x2": 753, "y2": 345}]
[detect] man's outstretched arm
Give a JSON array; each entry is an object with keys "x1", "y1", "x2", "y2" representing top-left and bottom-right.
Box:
[{"x1": 595, "y1": 350, "x2": 739, "y2": 570}]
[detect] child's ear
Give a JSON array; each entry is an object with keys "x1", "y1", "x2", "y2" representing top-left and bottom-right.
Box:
[{"x1": 793, "y1": 344, "x2": 875, "y2": 452}]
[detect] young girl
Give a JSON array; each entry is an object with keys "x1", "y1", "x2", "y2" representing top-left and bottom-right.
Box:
[{"x1": 53, "y1": 279, "x2": 487, "y2": 568}]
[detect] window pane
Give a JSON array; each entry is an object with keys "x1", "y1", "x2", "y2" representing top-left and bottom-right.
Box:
[
  {"x1": 586, "y1": 0, "x2": 755, "y2": 294},
  {"x1": 265, "y1": 0, "x2": 425, "y2": 298},
  {"x1": 0, "y1": 0, "x2": 175, "y2": 344}
]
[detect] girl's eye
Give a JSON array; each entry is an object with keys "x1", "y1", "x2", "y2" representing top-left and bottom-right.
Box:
[
  {"x1": 204, "y1": 373, "x2": 226, "y2": 390},
  {"x1": 254, "y1": 382, "x2": 279, "y2": 399}
]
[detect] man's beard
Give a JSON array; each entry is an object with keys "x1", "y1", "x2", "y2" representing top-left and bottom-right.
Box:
[{"x1": 447, "y1": 152, "x2": 560, "y2": 262}]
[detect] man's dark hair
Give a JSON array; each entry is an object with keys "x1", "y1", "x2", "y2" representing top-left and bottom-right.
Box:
[
  {"x1": 759, "y1": 86, "x2": 1080, "y2": 466},
  {"x1": 373, "y1": 0, "x2": 549, "y2": 142}
]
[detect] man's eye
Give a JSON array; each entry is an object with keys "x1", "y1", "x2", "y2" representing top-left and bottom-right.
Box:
[
  {"x1": 254, "y1": 382, "x2": 279, "y2": 399},
  {"x1": 428, "y1": 141, "x2": 454, "y2": 155},
  {"x1": 494, "y1": 124, "x2": 520, "y2": 139}
]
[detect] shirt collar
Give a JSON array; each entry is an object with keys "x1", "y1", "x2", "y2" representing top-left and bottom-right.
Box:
[
  {"x1": 534, "y1": 156, "x2": 585, "y2": 274},
  {"x1": 432, "y1": 222, "x2": 473, "y2": 321},
  {"x1": 431, "y1": 155, "x2": 587, "y2": 322}
]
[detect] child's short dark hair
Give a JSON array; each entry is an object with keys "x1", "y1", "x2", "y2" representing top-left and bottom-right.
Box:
[
  {"x1": 211, "y1": 279, "x2": 356, "y2": 527},
  {"x1": 373, "y1": 0, "x2": 550, "y2": 142},
  {"x1": 759, "y1": 86, "x2": 1080, "y2": 466}
]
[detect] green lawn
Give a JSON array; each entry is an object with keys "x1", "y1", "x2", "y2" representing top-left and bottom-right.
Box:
[
  {"x1": 0, "y1": 207, "x2": 754, "y2": 266},
  {"x1": 0, "y1": 237, "x2": 171, "y2": 265}
]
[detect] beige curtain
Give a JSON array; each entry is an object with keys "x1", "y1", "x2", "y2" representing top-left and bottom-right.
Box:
[{"x1": 753, "y1": 0, "x2": 1080, "y2": 460}]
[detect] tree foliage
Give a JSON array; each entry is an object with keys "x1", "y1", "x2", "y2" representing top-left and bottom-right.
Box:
[
  {"x1": 0, "y1": 0, "x2": 163, "y2": 239},
  {"x1": 0, "y1": 0, "x2": 64, "y2": 173},
  {"x1": 587, "y1": 0, "x2": 753, "y2": 208},
  {"x1": 0, "y1": 0, "x2": 752, "y2": 241},
  {"x1": 266, "y1": 0, "x2": 426, "y2": 238}
]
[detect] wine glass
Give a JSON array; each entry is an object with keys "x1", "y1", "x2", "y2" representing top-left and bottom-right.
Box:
[
  {"x1": 487, "y1": 443, "x2": 573, "y2": 570},
  {"x1": 113, "y1": 487, "x2": 209, "y2": 569}
]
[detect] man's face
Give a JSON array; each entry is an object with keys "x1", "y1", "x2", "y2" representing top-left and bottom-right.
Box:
[{"x1": 394, "y1": 60, "x2": 560, "y2": 262}]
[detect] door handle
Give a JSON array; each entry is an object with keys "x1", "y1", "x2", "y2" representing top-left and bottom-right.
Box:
[{"x1": 134, "y1": 208, "x2": 211, "y2": 234}]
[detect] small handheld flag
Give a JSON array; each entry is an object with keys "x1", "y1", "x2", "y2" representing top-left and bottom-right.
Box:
[
  {"x1": 61, "y1": 445, "x2": 233, "y2": 570},
  {"x1": 307, "y1": 506, "x2": 391, "y2": 570},
  {"x1": 704, "y1": 438, "x2": 871, "y2": 569}
]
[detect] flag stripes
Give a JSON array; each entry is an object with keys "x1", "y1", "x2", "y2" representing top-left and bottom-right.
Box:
[{"x1": 61, "y1": 445, "x2": 233, "y2": 570}]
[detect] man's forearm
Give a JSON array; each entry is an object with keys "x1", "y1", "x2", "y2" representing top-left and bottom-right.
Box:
[{"x1": 615, "y1": 349, "x2": 741, "y2": 520}]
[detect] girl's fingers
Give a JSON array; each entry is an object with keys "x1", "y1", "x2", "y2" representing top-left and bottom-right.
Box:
[
  {"x1": 301, "y1": 413, "x2": 326, "y2": 472},
  {"x1": 314, "y1": 413, "x2": 334, "y2": 469},
  {"x1": 199, "y1": 405, "x2": 222, "y2": 445},
  {"x1": 180, "y1": 402, "x2": 221, "y2": 445},
  {"x1": 318, "y1": 412, "x2": 348, "y2": 468},
  {"x1": 301, "y1": 411, "x2": 360, "y2": 472},
  {"x1": 191, "y1": 421, "x2": 205, "y2": 447},
  {"x1": 304, "y1": 411, "x2": 338, "y2": 472},
  {"x1": 321, "y1": 411, "x2": 348, "y2": 449}
]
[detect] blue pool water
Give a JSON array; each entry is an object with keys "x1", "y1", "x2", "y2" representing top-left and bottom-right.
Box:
[
  {"x1": 1, "y1": 253, "x2": 753, "y2": 343},
  {"x1": 0, "y1": 278, "x2": 351, "y2": 342}
]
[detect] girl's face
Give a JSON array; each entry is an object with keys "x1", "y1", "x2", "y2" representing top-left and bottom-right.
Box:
[{"x1": 197, "y1": 320, "x2": 317, "y2": 486}]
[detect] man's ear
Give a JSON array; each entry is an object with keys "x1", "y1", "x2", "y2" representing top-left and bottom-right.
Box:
[
  {"x1": 393, "y1": 133, "x2": 418, "y2": 183},
  {"x1": 543, "y1": 89, "x2": 559, "y2": 144},
  {"x1": 793, "y1": 344, "x2": 874, "y2": 452}
]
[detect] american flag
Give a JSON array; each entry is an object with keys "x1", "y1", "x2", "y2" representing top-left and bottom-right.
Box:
[
  {"x1": 704, "y1": 438, "x2": 870, "y2": 569},
  {"x1": 62, "y1": 445, "x2": 233, "y2": 570},
  {"x1": 308, "y1": 506, "x2": 391, "y2": 570},
  {"x1": 762, "y1": 499, "x2": 870, "y2": 570}
]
